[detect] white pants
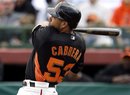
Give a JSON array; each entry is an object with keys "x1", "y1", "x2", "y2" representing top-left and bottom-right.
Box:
[{"x1": 17, "y1": 80, "x2": 58, "y2": 95}]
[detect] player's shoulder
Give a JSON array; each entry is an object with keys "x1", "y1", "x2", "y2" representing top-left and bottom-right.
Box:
[
  {"x1": 32, "y1": 25, "x2": 47, "y2": 33},
  {"x1": 32, "y1": 21, "x2": 49, "y2": 32},
  {"x1": 32, "y1": 25, "x2": 57, "y2": 33},
  {"x1": 75, "y1": 32, "x2": 84, "y2": 42},
  {"x1": 32, "y1": 25, "x2": 42, "y2": 32},
  {"x1": 75, "y1": 32, "x2": 86, "y2": 50}
]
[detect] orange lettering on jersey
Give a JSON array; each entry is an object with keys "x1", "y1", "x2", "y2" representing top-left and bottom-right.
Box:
[
  {"x1": 58, "y1": 46, "x2": 63, "y2": 56},
  {"x1": 64, "y1": 46, "x2": 68, "y2": 56},
  {"x1": 64, "y1": 64, "x2": 74, "y2": 76},
  {"x1": 68, "y1": 46, "x2": 73, "y2": 56},
  {"x1": 71, "y1": 48, "x2": 76, "y2": 58},
  {"x1": 44, "y1": 57, "x2": 64, "y2": 82},
  {"x1": 34, "y1": 52, "x2": 45, "y2": 81},
  {"x1": 52, "y1": 46, "x2": 82, "y2": 62},
  {"x1": 74, "y1": 49, "x2": 79, "y2": 60},
  {"x1": 76, "y1": 53, "x2": 82, "y2": 62},
  {"x1": 52, "y1": 46, "x2": 57, "y2": 56}
]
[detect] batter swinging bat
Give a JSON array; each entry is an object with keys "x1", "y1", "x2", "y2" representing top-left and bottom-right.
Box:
[{"x1": 73, "y1": 28, "x2": 122, "y2": 36}]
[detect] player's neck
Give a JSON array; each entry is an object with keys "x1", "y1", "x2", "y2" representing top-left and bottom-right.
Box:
[{"x1": 60, "y1": 27, "x2": 72, "y2": 34}]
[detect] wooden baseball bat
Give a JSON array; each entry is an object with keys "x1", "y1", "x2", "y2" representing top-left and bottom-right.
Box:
[{"x1": 73, "y1": 27, "x2": 122, "y2": 36}]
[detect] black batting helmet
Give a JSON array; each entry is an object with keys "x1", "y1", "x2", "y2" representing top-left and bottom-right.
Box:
[{"x1": 47, "y1": 1, "x2": 81, "y2": 29}]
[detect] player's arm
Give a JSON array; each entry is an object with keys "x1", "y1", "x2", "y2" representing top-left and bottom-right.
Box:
[
  {"x1": 64, "y1": 49, "x2": 85, "y2": 81},
  {"x1": 31, "y1": 25, "x2": 50, "y2": 50},
  {"x1": 64, "y1": 70, "x2": 81, "y2": 81},
  {"x1": 65, "y1": 35, "x2": 86, "y2": 81}
]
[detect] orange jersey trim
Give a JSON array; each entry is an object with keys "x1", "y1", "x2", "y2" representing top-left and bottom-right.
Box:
[{"x1": 34, "y1": 52, "x2": 45, "y2": 81}]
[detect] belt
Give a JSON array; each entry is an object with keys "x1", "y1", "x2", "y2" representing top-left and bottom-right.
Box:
[{"x1": 23, "y1": 80, "x2": 55, "y2": 88}]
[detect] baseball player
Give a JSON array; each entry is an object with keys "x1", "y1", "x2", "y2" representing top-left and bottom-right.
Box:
[{"x1": 17, "y1": 1, "x2": 86, "y2": 95}]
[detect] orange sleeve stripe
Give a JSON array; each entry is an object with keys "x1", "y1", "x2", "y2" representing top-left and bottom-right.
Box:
[{"x1": 34, "y1": 52, "x2": 45, "y2": 81}]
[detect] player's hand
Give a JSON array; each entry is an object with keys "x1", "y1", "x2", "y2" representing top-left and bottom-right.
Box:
[{"x1": 64, "y1": 71, "x2": 80, "y2": 81}]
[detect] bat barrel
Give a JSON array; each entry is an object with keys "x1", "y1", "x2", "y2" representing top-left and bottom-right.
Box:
[{"x1": 73, "y1": 28, "x2": 122, "y2": 37}]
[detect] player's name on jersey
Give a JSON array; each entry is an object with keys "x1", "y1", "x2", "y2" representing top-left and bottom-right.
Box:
[{"x1": 51, "y1": 46, "x2": 82, "y2": 62}]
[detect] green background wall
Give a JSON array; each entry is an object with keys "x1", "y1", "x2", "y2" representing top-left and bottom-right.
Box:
[{"x1": 0, "y1": 82, "x2": 130, "y2": 95}]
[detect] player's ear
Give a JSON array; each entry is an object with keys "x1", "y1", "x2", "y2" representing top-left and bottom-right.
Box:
[{"x1": 60, "y1": 21, "x2": 68, "y2": 29}]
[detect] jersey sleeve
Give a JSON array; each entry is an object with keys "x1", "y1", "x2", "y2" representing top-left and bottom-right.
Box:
[
  {"x1": 71, "y1": 35, "x2": 86, "y2": 74},
  {"x1": 31, "y1": 25, "x2": 50, "y2": 50}
]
